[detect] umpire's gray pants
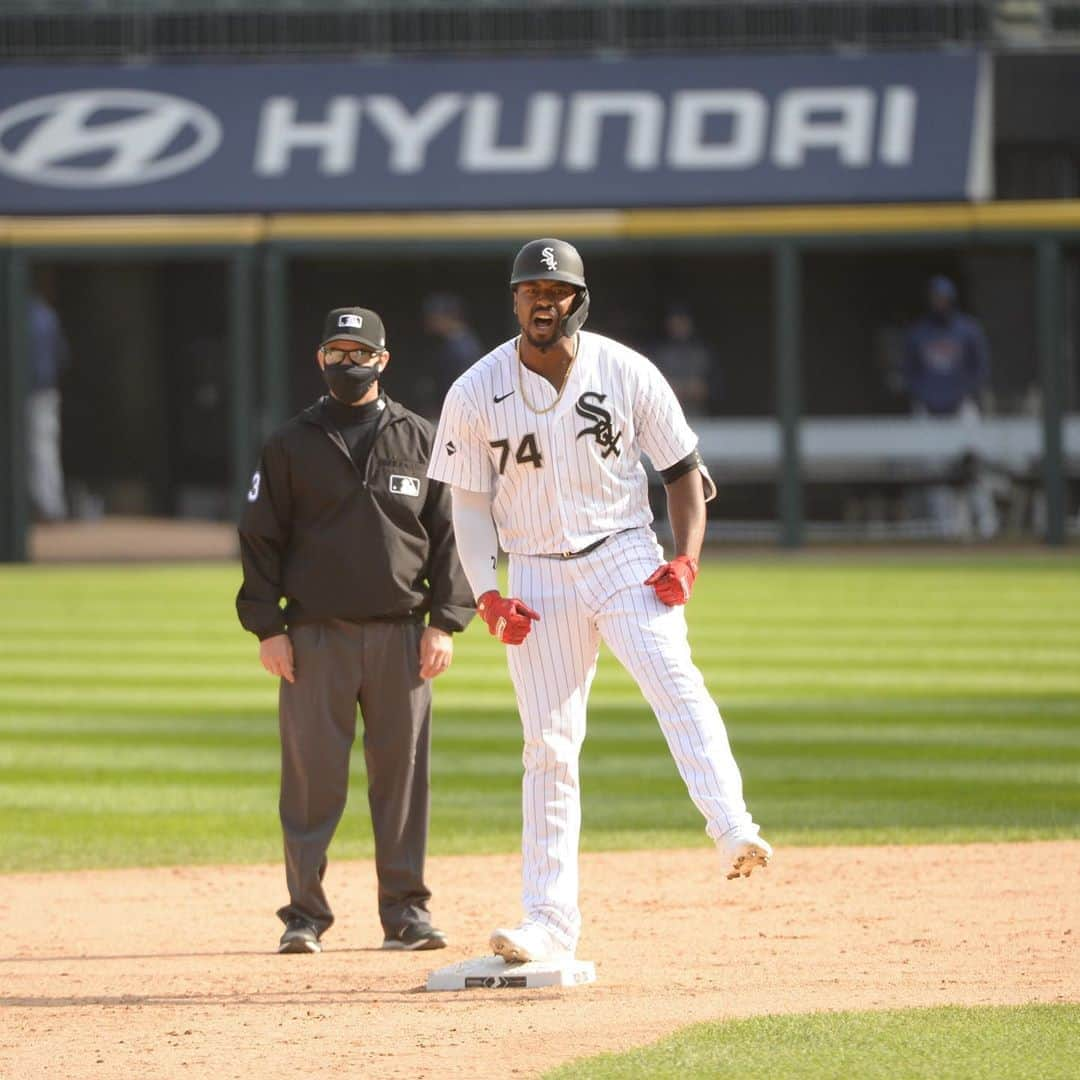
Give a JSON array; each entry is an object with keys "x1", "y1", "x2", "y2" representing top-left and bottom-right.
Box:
[{"x1": 276, "y1": 619, "x2": 433, "y2": 937}]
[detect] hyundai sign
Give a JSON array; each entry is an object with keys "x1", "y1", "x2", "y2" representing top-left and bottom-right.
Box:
[{"x1": 0, "y1": 53, "x2": 990, "y2": 213}]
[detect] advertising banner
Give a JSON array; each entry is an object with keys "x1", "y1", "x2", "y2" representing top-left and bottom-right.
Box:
[{"x1": 0, "y1": 52, "x2": 991, "y2": 213}]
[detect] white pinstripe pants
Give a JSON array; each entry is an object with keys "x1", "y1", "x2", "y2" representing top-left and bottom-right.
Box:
[{"x1": 505, "y1": 527, "x2": 759, "y2": 951}]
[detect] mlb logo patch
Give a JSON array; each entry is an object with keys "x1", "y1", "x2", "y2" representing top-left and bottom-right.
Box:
[
  {"x1": 390, "y1": 474, "x2": 421, "y2": 497},
  {"x1": 338, "y1": 313, "x2": 363, "y2": 328}
]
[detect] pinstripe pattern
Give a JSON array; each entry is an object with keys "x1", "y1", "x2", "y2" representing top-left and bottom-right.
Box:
[
  {"x1": 428, "y1": 331, "x2": 761, "y2": 954},
  {"x1": 427, "y1": 331, "x2": 697, "y2": 554},
  {"x1": 508, "y1": 528, "x2": 760, "y2": 952}
]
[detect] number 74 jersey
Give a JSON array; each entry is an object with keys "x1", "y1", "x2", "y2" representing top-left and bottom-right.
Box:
[{"x1": 427, "y1": 330, "x2": 702, "y2": 556}]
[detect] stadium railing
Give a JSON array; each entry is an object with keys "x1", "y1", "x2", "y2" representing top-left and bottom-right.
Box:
[
  {"x1": 0, "y1": 1, "x2": 1012, "y2": 61},
  {"x1": 685, "y1": 413, "x2": 1080, "y2": 541}
]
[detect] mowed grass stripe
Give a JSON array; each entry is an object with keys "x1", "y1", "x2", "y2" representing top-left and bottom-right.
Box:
[
  {"x1": 2, "y1": 643, "x2": 1079, "y2": 675},
  {"x1": 1, "y1": 557, "x2": 1078, "y2": 872},
  {"x1": 4, "y1": 668, "x2": 1078, "y2": 710},
  {"x1": 7, "y1": 640, "x2": 1080, "y2": 672},
  {"x1": 3, "y1": 710, "x2": 1078, "y2": 747},
  {"x1": 3, "y1": 726, "x2": 1076, "y2": 780},
  {"x1": 5, "y1": 624, "x2": 1080, "y2": 655},
  {"x1": 5, "y1": 611, "x2": 1074, "y2": 637},
  {"x1": 2, "y1": 687, "x2": 1077, "y2": 718},
  {"x1": 2, "y1": 647, "x2": 1077, "y2": 680},
  {"x1": 2, "y1": 696, "x2": 1079, "y2": 736},
  {"x1": 5, "y1": 754, "x2": 1076, "y2": 788},
  {"x1": 3, "y1": 705, "x2": 1076, "y2": 765}
]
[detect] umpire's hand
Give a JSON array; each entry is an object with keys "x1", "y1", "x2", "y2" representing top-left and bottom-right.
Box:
[
  {"x1": 259, "y1": 633, "x2": 295, "y2": 684},
  {"x1": 419, "y1": 626, "x2": 453, "y2": 680}
]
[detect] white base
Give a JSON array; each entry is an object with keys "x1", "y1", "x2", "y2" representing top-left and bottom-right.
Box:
[{"x1": 425, "y1": 954, "x2": 596, "y2": 991}]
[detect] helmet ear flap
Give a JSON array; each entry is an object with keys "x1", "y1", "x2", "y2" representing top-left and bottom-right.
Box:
[{"x1": 561, "y1": 287, "x2": 590, "y2": 337}]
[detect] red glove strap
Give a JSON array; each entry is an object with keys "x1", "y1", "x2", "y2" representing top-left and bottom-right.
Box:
[
  {"x1": 477, "y1": 591, "x2": 498, "y2": 636},
  {"x1": 477, "y1": 590, "x2": 540, "y2": 644},
  {"x1": 644, "y1": 555, "x2": 699, "y2": 606},
  {"x1": 672, "y1": 555, "x2": 699, "y2": 581}
]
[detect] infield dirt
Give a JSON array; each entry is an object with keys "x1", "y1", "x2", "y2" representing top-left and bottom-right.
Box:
[{"x1": 1, "y1": 841, "x2": 1076, "y2": 1079}]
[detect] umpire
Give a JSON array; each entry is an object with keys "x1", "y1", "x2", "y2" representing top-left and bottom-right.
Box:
[{"x1": 237, "y1": 306, "x2": 474, "y2": 954}]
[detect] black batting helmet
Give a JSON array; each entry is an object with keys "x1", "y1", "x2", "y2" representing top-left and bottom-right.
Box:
[{"x1": 510, "y1": 237, "x2": 590, "y2": 336}]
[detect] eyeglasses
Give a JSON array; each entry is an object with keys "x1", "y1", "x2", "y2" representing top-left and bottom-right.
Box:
[{"x1": 323, "y1": 345, "x2": 384, "y2": 365}]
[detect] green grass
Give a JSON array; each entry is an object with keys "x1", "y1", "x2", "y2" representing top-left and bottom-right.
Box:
[
  {"x1": 543, "y1": 1004, "x2": 1080, "y2": 1079},
  {"x1": 1, "y1": 556, "x2": 1079, "y2": 872}
]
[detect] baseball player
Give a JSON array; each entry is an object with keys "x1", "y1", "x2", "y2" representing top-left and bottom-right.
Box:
[{"x1": 426, "y1": 238, "x2": 771, "y2": 965}]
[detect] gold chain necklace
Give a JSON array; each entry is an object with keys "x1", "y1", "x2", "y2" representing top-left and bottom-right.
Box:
[{"x1": 516, "y1": 334, "x2": 578, "y2": 415}]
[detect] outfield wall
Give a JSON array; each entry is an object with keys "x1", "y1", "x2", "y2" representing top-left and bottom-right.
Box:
[{"x1": 2, "y1": 200, "x2": 1077, "y2": 560}]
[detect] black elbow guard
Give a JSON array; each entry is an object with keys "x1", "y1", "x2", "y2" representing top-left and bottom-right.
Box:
[{"x1": 659, "y1": 449, "x2": 703, "y2": 485}]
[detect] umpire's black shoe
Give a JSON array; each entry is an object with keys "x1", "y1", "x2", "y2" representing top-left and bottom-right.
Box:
[
  {"x1": 381, "y1": 923, "x2": 448, "y2": 951},
  {"x1": 278, "y1": 917, "x2": 321, "y2": 954}
]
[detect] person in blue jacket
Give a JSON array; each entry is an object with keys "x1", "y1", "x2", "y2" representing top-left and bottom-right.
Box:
[
  {"x1": 903, "y1": 276, "x2": 998, "y2": 538},
  {"x1": 903, "y1": 275, "x2": 989, "y2": 418}
]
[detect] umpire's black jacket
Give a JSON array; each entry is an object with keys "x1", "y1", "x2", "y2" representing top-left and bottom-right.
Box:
[{"x1": 236, "y1": 394, "x2": 474, "y2": 640}]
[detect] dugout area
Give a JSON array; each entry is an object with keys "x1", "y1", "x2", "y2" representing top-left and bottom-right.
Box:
[{"x1": 2, "y1": 200, "x2": 1079, "y2": 561}]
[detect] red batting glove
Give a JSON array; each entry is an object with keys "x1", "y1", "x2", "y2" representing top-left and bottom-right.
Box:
[
  {"x1": 477, "y1": 590, "x2": 541, "y2": 645},
  {"x1": 644, "y1": 555, "x2": 699, "y2": 606}
]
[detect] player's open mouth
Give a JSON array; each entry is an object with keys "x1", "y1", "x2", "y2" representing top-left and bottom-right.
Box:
[{"x1": 532, "y1": 311, "x2": 556, "y2": 331}]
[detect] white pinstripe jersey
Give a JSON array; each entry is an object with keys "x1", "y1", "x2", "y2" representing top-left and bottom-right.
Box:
[{"x1": 426, "y1": 330, "x2": 699, "y2": 556}]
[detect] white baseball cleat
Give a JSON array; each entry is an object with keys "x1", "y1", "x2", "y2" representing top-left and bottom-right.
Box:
[
  {"x1": 725, "y1": 836, "x2": 773, "y2": 880},
  {"x1": 490, "y1": 923, "x2": 570, "y2": 964}
]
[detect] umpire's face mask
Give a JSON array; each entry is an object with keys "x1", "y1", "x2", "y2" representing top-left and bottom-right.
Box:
[{"x1": 321, "y1": 347, "x2": 385, "y2": 404}]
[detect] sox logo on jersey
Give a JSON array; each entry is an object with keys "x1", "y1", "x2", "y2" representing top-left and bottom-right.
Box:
[{"x1": 574, "y1": 391, "x2": 622, "y2": 458}]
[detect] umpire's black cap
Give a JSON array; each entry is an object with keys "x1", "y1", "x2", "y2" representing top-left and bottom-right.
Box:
[{"x1": 320, "y1": 307, "x2": 387, "y2": 350}]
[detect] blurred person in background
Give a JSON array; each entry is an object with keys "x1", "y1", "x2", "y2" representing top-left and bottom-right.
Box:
[
  {"x1": 904, "y1": 275, "x2": 990, "y2": 419},
  {"x1": 236, "y1": 305, "x2": 474, "y2": 956},
  {"x1": 652, "y1": 303, "x2": 717, "y2": 417},
  {"x1": 423, "y1": 292, "x2": 482, "y2": 415},
  {"x1": 27, "y1": 291, "x2": 70, "y2": 522},
  {"x1": 903, "y1": 275, "x2": 998, "y2": 538}
]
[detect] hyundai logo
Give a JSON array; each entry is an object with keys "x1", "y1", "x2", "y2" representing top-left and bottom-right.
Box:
[{"x1": 0, "y1": 89, "x2": 222, "y2": 188}]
